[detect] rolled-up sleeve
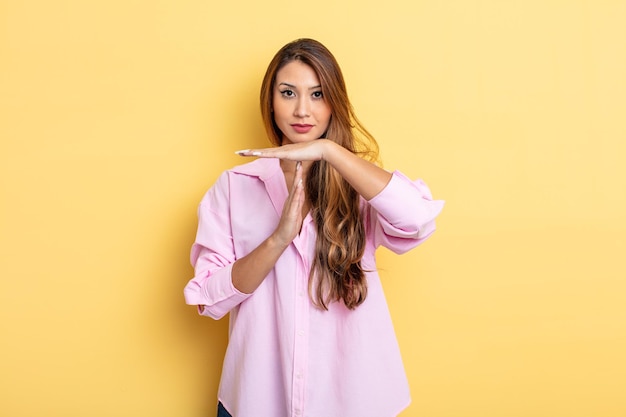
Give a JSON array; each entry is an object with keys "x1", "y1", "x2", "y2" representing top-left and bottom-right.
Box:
[
  {"x1": 183, "y1": 174, "x2": 251, "y2": 319},
  {"x1": 367, "y1": 171, "x2": 445, "y2": 253}
]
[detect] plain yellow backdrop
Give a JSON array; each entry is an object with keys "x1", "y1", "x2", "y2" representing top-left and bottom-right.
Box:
[{"x1": 1, "y1": 0, "x2": 625, "y2": 416}]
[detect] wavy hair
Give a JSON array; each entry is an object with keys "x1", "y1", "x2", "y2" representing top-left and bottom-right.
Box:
[{"x1": 260, "y1": 38, "x2": 380, "y2": 310}]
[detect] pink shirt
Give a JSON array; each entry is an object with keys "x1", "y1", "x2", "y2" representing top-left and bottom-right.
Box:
[{"x1": 184, "y1": 158, "x2": 444, "y2": 417}]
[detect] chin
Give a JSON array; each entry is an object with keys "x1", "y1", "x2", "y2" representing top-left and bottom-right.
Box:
[{"x1": 282, "y1": 135, "x2": 317, "y2": 145}]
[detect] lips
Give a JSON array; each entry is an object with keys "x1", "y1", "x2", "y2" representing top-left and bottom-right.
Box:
[{"x1": 291, "y1": 124, "x2": 313, "y2": 134}]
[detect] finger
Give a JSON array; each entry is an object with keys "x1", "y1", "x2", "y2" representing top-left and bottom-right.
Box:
[
  {"x1": 234, "y1": 149, "x2": 263, "y2": 157},
  {"x1": 290, "y1": 174, "x2": 304, "y2": 214},
  {"x1": 286, "y1": 162, "x2": 304, "y2": 211},
  {"x1": 235, "y1": 145, "x2": 302, "y2": 160},
  {"x1": 293, "y1": 161, "x2": 302, "y2": 186},
  {"x1": 293, "y1": 178, "x2": 304, "y2": 213},
  {"x1": 281, "y1": 161, "x2": 301, "y2": 212},
  {"x1": 235, "y1": 148, "x2": 280, "y2": 158}
]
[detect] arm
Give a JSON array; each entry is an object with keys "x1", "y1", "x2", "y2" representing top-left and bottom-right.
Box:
[
  {"x1": 231, "y1": 161, "x2": 305, "y2": 293},
  {"x1": 321, "y1": 140, "x2": 391, "y2": 200},
  {"x1": 367, "y1": 171, "x2": 445, "y2": 252},
  {"x1": 184, "y1": 163, "x2": 306, "y2": 318}
]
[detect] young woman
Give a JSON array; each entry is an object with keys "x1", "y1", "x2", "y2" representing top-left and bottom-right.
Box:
[{"x1": 184, "y1": 38, "x2": 444, "y2": 417}]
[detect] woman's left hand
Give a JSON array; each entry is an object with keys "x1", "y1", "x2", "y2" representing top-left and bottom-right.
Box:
[
  {"x1": 236, "y1": 139, "x2": 330, "y2": 162},
  {"x1": 237, "y1": 137, "x2": 392, "y2": 200}
]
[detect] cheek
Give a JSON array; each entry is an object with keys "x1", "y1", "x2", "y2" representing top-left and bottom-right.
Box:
[
  {"x1": 272, "y1": 102, "x2": 289, "y2": 125},
  {"x1": 319, "y1": 106, "x2": 332, "y2": 128}
]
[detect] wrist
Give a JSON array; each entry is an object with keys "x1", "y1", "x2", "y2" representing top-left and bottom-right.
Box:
[
  {"x1": 320, "y1": 139, "x2": 338, "y2": 162},
  {"x1": 267, "y1": 233, "x2": 290, "y2": 253},
  {"x1": 320, "y1": 139, "x2": 346, "y2": 165}
]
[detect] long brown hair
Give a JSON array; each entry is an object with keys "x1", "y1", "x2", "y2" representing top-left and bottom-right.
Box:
[{"x1": 260, "y1": 38, "x2": 380, "y2": 310}]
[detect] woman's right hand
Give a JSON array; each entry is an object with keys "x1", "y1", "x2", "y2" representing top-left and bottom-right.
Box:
[
  {"x1": 271, "y1": 161, "x2": 305, "y2": 249},
  {"x1": 231, "y1": 161, "x2": 305, "y2": 294}
]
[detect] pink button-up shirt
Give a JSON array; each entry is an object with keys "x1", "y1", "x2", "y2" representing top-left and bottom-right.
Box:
[{"x1": 184, "y1": 158, "x2": 444, "y2": 417}]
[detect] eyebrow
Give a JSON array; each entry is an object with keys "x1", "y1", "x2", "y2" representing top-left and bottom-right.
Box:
[{"x1": 277, "y1": 82, "x2": 322, "y2": 90}]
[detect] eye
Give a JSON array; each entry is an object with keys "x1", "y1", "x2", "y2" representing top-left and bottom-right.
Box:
[
  {"x1": 280, "y1": 89, "x2": 295, "y2": 98},
  {"x1": 312, "y1": 91, "x2": 323, "y2": 99}
]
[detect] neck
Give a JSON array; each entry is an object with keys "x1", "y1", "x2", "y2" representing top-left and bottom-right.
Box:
[{"x1": 280, "y1": 159, "x2": 313, "y2": 175}]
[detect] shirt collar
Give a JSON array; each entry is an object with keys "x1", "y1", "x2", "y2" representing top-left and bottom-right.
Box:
[
  {"x1": 231, "y1": 158, "x2": 288, "y2": 219},
  {"x1": 230, "y1": 158, "x2": 282, "y2": 181}
]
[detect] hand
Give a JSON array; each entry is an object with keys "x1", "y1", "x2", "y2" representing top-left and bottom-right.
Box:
[
  {"x1": 235, "y1": 140, "x2": 330, "y2": 162},
  {"x1": 270, "y1": 161, "x2": 305, "y2": 248}
]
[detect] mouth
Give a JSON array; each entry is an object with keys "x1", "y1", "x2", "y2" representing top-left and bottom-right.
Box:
[{"x1": 291, "y1": 124, "x2": 314, "y2": 134}]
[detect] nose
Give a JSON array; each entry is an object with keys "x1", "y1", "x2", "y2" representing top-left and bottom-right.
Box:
[{"x1": 293, "y1": 97, "x2": 310, "y2": 118}]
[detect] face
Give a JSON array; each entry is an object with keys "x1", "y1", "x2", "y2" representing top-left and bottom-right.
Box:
[{"x1": 272, "y1": 60, "x2": 332, "y2": 145}]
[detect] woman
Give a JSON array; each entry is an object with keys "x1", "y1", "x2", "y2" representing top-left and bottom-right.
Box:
[{"x1": 184, "y1": 38, "x2": 444, "y2": 417}]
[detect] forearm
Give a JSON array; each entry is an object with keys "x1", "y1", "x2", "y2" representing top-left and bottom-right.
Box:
[
  {"x1": 231, "y1": 234, "x2": 288, "y2": 294},
  {"x1": 322, "y1": 140, "x2": 392, "y2": 200}
]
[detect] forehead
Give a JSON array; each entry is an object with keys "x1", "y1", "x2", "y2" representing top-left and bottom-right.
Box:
[{"x1": 275, "y1": 60, "x2": 321, "y2": 87}]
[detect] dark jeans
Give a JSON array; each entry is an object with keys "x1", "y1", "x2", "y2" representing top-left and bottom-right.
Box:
[{"x1": 217, "y1": 401, "x2": 232, "y2": 417}]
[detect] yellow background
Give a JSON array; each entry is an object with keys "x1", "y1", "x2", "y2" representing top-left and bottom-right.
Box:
[{"x1": 1, "y1": 0, "x2": 625, "y2": 416}]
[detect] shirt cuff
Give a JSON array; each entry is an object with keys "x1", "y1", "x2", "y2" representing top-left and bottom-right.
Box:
[
  {"x1": 368, "y1": 171, "x2": 444, "y2": 231},
  {"x1": 185, "y1": 264, "x2": 251, "y2": 319}
]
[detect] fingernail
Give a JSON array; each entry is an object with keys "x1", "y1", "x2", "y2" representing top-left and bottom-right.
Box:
[
  {"x1": 251, "y1": 151, "x2": 262, "y2": 156},
  {"x1": 234, "y1": 149, "x2": 250, "y2": 155},
  {"x1": 296, "y1": 161, "x2": 302, "y2": 170}
]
